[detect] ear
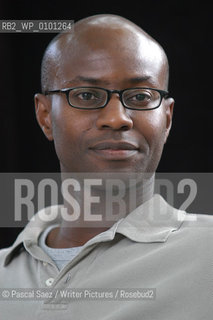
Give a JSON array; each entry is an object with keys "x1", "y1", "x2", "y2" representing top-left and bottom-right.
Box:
[
  {"x1": 34, "y1": 93, "x2": 53, "y2": 141},
  {"x1": 164, "y1": 97, "x2": 174, "y2": 144}
]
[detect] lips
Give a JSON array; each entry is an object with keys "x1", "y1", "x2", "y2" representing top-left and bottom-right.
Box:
[
  {"x1": 89, "y1": 141, "x2": 139, "y2": 160},
  {"x1": 90, "y1": 141, "x2": 139, "y2": 150}
]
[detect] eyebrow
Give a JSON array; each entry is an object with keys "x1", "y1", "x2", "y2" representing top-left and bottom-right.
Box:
[
  {"x1": 127, "y1": 76, "x2": 151, "y2": 84},
  {"x1": 63, "y1": 75, "x2": 152, "y2": 86}
]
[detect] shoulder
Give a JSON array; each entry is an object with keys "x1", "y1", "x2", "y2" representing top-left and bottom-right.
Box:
[
  {"x1": 180, "y1": 212, "x2": 213, "y2": 242},
  {"x1": 0, "y1": 243, "x2": 25, "y2": 270},
  {"x1": 185, "y1": 212, "x2": 213, "y2": 225},
  {"x1": 0, "y1": 247, "x2": 11, "y2": 266}
]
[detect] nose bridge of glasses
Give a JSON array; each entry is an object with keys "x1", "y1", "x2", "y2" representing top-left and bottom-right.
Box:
[{"x1": 107, "y1": 89, "x2": 125, "y2": 107}]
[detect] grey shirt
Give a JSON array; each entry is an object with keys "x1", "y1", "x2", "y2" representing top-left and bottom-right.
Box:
[
  {"x1": 38, "y1": 224, "x2": 83, "y2": 271},
  {"x1": 0, "y1": 194, "x2": 212, "y2": 320}
]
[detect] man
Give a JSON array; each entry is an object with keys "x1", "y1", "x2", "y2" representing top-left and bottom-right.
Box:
[{"x1": 0, "y1": 14, "x2": 212, "y2": 319}]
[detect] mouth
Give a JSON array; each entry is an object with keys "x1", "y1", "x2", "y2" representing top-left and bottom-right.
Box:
[{"x1": 89, "y1": 141, "x2": 140, "y2": 160}]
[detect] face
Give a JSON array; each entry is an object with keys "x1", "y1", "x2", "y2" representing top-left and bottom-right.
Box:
[{"x1": 35, "y1": 26, "x2": 174, "y2": 174}]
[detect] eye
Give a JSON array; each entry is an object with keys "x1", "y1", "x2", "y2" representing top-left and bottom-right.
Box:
[
  {"x1": 77, "y1": 92, "x2": 95, "y2": 100},
  {"x1": 124, "y1": 90, "x2": 152, "y2": 106},
  {"x1": 130, "y1": 93, "x2": 151, "y2": 102},
  {"x1": 69, "y1": 88, "x2": 106, "y2": 108}
]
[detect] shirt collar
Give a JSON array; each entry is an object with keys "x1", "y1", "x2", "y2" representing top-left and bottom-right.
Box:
[
  {"x1": 116, "y1": 194, "x2": 186, "y2": 242},
  {"x1": 3, "y1": 194, "x2": 186, "y2": 266}
]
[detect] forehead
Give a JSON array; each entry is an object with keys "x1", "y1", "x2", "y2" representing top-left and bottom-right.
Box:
[{"x1": 51, "y1": 27, "x2": 167, "y2": 89}]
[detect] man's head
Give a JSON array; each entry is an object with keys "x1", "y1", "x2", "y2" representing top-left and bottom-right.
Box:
[{"x1": 35, "y1": 14, "x2": 174, "y2": 173}]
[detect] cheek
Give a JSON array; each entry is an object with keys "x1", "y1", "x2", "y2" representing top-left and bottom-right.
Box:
[
  {"x1": 51, "y1": 98, "x2": 93, "y2": 163},
  {"x1": 136, "y1": 108, "x2": 166, "y2": 145},
  {"x1": 134, "y1": 108, "x2": 167, "y2": 171}
]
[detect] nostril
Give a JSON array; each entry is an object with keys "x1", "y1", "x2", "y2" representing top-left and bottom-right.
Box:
[
  {"x1": 121, "y1": 125, "x2": 130, "y2": 131},
  {"x1": 100, "y1": 124, "x2": 130, "y2": 131}
]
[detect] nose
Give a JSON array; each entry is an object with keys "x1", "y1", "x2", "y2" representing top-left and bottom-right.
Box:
[{"x1": 95, "y1": 93, "x2": 133, "y2": 130}]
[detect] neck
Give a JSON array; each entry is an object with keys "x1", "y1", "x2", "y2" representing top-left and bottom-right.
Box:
[{"x1": 46, "y1": 172, "x2": 155, "y2": 248}]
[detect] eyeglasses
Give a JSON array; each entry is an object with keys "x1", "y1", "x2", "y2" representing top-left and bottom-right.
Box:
[{"x1": 44, "y1": 86, "x2": 169, "y2": 111}]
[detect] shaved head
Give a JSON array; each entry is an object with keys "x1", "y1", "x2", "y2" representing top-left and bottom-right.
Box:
[{"x1": 41, "y1": 14, "x2": 169, "y2": 93}]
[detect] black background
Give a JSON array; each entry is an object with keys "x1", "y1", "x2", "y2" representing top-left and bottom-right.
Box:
[{"x1": 0, "y1": 1, "x2": 212, "y2": 247}]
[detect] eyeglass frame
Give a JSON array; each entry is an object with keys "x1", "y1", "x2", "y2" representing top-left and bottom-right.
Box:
[{"x1": 44, "y1": 86, "x2": 169, "y2": 111}]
